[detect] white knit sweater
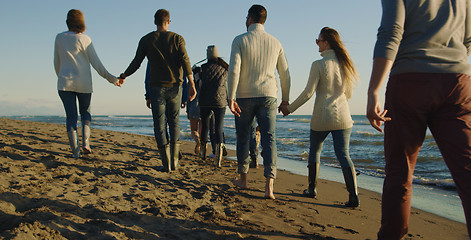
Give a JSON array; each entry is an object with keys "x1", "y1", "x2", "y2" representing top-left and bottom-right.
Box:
[
  {"x1": 227, "y1": 24, "x2": 290, "y2": 101},
  {"x1": 287, "y1": 49, "x2": 353, "y2": 131},
  {"x1": 54, "y1": 31, "x2": 117, "y2": 93}
]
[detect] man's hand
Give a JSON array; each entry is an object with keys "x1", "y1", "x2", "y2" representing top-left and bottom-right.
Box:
[
  {"x1": 146, "y1": 99, "x2": 151, "y2": 109},
  {"x1": 279, "y1": 104, "x2": 290, "y2": 117},
  {"x1": 188, "y1": 84, "x2": 196, "y2": 102},
  {"x1": 366, "y1": 93, "x2": 391, "y2": 132},
  {"x1": 229, "y1": 99, "x2": 241, "y2": 117},
  {"x1": 278, "y1": 101, "x2": 289, "y2": 114},
  {"x1": 181, "y1": 102, "x2": 186, "y2": 109},
  {"x1": 366, "y1": 58, "x2": 393, "y2": 132},
  {"x1": 187, "y1": 74, "x2": 197, "y2": 102}
]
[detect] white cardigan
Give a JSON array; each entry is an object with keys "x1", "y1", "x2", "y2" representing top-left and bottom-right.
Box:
[
  {"x1": 54, "y1": 31, "x2": 117, "y2": 93},
  {"x1": 227, "y1": 24, "x2": 290, "y2": 101},
  {"x1": 287, "y1": 49, "x2": 353, "y2": 131}
]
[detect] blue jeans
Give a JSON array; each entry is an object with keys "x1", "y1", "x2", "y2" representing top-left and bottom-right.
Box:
[
  {"x1": 249, "y1": 118, "x2": 259, "y2": 158},
  {"x1": 235, "y1": 97, "x2": 277, "y2": 178},
  {"x1": 200, "y1": 107, "x2": 225, "y2": 144},
  {"x1": 149, "y1": 85, "x2": 182, "y2": 147},
  {"x1": 58, "y1": 91, "x2": 92, "y2": 132},
  {"x1": 309, "y1": 128, "x2": 354, "y2": 169}
]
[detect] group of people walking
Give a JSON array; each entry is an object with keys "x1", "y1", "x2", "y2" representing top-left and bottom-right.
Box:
[{"x1": 54, "y1": 2, "x2": 471, "y2": 239}]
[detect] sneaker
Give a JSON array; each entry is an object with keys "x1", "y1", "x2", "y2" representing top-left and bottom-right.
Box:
[{"x1": 208, "y1": 153, "x2": 216, "y2": 159}]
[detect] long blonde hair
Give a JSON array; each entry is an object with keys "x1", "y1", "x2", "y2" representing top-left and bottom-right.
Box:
[{"x1": 320, "y1": 27, "x2": 358, "y2": 99}]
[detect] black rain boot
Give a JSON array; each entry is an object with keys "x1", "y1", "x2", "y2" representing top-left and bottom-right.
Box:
[
  {"x1": 342, "y1": 166, "x2": 360, "y2": 208},
  {"x1": 303, "y1": 163, "x2": 320, "y2": 198},
  {"x1": 158, "y1": 144, "x2": 171, "y2": 172},
  {"x1": 200, "y1": 141, "x2": 207, "y2": 160},
  {"x1": 249, "y1": 155, "x2": 258, "y2": 168},
  {"x1": 170, "y1": 142, "x2": 180, "y2": 171}
]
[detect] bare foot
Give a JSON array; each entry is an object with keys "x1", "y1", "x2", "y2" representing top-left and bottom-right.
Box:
[
  {"x1": 232, "y1": 178, "x2": 248, "y2": 189},
  {"x1": 232, "y1": 173, "x2": 248, "y2": 189},
  {"x1": 265, "y1": 177, "x2": 275, "y2": 199}
]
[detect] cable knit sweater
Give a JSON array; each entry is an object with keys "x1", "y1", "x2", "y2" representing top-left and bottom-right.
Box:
[
  {"x1": 227, "y1": 23, "x2": 290, "y2": 101},
  {"x1": 54, "y1": 31, "x2": 117, "y2": 93},
  {"x1": 287, "y1": 49, "x2": 353, "y2": 131}
]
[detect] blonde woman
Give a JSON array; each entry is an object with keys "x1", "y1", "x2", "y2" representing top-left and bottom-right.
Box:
[
  {"x1": 281, "y1": 27, "x2": 359, "y2": 207},
  {"x1": 54, "y1": 9, "x2": 119, "y2": 158}
]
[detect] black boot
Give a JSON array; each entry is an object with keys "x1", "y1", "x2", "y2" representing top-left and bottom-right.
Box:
[
  {"x1": 303, "y1": 163, "x2": 320, "y2": 198},
  {"x1": 200, "y1": 141, "x2": 207, "y2": 160},
  {"x1": 342, "y1": 166, "x2": 360, "y2": 208},
  {"x1": 157, "y1": 144, "x2": 171, "y2": 172},
  {"x1": 170, "y1": 142, "x2": 180, "y2": 171}
]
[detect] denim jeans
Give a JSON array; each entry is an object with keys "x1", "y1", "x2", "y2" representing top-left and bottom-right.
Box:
[
  {"x1": 58, "y1": 91, "x2": 92, "y2": 132},
  {"x1": 200, "y1": 107, "x2": 225, "y2": 144},
  {"x1": 309, "y1": 128, "x2": 354, "y2": 169},
  {"x1": 249, "y1": 118, "x2": 259, "y2": 158},
  {"x1": 235, "y1": 97, "x2": 277, "y2": 178},
  {"x1": 149, "y1": 85, "x2": 182, "y2": 147}
]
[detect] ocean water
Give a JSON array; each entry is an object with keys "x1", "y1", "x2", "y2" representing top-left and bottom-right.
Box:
[{"x1": 9, "y1": 115, "x2": 465, "y2": 223}]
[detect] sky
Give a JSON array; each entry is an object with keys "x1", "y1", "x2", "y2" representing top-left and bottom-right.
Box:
[{"x1": 0, "y1": 0, "x2": 384, "y2": 116}]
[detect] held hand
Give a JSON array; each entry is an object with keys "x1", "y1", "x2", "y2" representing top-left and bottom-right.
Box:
[
  {"x1": 181, "y1": 102, "x2": 186, "y2": 109},
  {"x1": 117, "y1": 73, "x2": 126, "y2": 87},
  {"x1": 279, "y1": 105, "x2": 290, "y2": 117},
  {"x1": 146, "y1": 99, "x2": 151, "y2": 109},
  {"x1": 113, "y1": 79, "x2": 122, "y2": 87},
  {"x1": 278, "y1": 100, "x2": 289, "y2": 114},
  {"x1": 117, "y1": 78, "x2": 125, "y2": 87},
  {"x1": 229, "y1": 99, "x2": 242, "y2": 117},
  {"x1": 188, "y1": 84, "x2": 196, "y2": 102},
  {"x1": 366, "y1": 94, "x2": 391, "y2": 132}
]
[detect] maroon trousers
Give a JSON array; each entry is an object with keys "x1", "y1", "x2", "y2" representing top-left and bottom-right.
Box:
[{"x1": 377, "y1": 73, "x2": 471, "y2": 239}]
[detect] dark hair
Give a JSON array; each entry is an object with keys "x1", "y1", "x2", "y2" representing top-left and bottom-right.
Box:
[
  {"x1": 248, "y1": 5, "x2": 267, "y2": 24},
  {"x1": 66, "y1": 9, "x2": 86, "y2": 33},
  {"x1": 154, "y1": 9, "x2": 170, "y2": 26},
  {"x1": 320, "y1": 27, "x2": 358, "y2": 99}
]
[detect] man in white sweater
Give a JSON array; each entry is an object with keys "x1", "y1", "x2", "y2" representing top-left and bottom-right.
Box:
[{"x1": 227, "y1": 4, "x2": 291, "y2": 199}]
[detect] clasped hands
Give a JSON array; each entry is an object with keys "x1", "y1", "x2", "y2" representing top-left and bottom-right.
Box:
[
  {"x1": 114, "y1": 73, "x2": 126, "y2": 87},
  {"x1": 278, "y1": 101, "x2": 290, "y2": 117}
]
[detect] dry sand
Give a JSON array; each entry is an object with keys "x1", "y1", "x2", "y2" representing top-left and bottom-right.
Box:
[{"x1": 0, "y1": 117, "x2": 467, "y2": 239}]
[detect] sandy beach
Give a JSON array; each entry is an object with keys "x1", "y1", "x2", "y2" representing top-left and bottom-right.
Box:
[{"x1": 0, "y1": 117, "x2": 467, "y2": 239}]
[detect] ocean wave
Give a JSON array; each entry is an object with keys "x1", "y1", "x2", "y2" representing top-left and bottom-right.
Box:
[
  {"x1": 277, "y1": 118, "x2": 295, "y2": 122},
  {"x1": 104, "y1": 115, "x2": 152, "y2": 120},
  {"x1": 293, "y1": 118, "x2": 311, "y2": 123},
  {"x1": 413, "y1": 176, "x2": 456, "y2": 190},
  {"x1": 353, "y1": 120, "x2": 370, "y2": 125},
  {"x1": 357, "y1": 131, "x2": 383, "y2": 137},
  {"x1": 278, "y1": 137, "x2": 309, "y2": 147}
]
